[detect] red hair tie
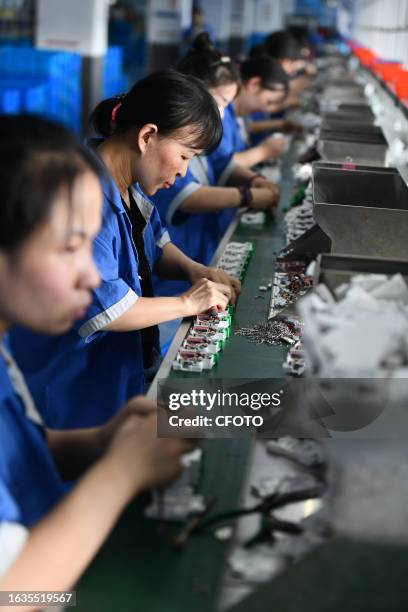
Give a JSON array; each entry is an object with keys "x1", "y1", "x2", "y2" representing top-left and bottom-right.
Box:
[{"x1": 111, "y1": 102, "x2": 122, "y2": 123}]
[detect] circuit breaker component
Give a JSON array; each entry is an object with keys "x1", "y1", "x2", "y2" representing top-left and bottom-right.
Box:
[
  {"x1": 241, "y1": 211, "x2": 266, "y2": 226},
  {"x1": 283, "y1": 340, "x2": 306, "y2": 376},
  {"x1": 172, "y1": 349, "x2": 218, "y2": 372},
  {"x1": 192, "y1": 323, "x2": 229, "y2": 341},
  {"x1": 268, "y1": 257, "x2": 313, "y2": 319},
  {"x1": 195, "y1": 313, "x2": 231, "y2": 329},
  {"x1": 217, "y1": 241, "x2": 255, "y2": 280},
  {"x1": 183, "y1": 335, "x2": 222, "y2": 354}
]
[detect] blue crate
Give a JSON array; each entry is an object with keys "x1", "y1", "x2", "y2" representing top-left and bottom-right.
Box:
[
  {"x1": 0, "y1": 46, "x2": 82, "y2": 132},
  {"x1": 103, "y1": 46, "x2": 128, "y2": 99},
  {"x1": 0, "y1": 87, "x2": 21, "y2": 113}
]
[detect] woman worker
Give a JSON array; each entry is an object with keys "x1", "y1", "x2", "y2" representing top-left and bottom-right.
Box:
[
  {"x1": 10, "y1": 70, "x2": 238, "y2": 429},
  {"x1": 210, "y1": 55, "x2": 292, "y2": 170},
  {"x1": 0, "y1": 115, "x2": 193, "y2": 604},
  {"x1": 151, "y1": 34, "x2": 279, "y2": 294}
]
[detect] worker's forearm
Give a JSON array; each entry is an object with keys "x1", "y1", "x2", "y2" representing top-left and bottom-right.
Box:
[
  {"x1": 0, "y1": 454, "x2": 136, "y2": 607},
  {"x1": 179, "y1": 186, "x2": 240, "y2": 213},
  {"x1": 247, "y1": 118, "x2": 285, "y2": 134},
  {"x1": 104, "y1": 296, "x2": 192, "y2": 332},
  {"x1": 153, "y1": 242, "x2": 202, "y2": 281},
  {"x1": 227, "y1": 164, "x2": 256, "y2": 185},
  {"x1": 234, "y1": 145, "x2": 268, "y2": 168}
]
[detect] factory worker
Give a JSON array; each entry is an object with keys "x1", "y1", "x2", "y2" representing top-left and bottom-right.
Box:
[
  {"x1": 211, "y1": 56, "x2": 296, "y2": 170},
  {"x1": 0, "y1": 115, "x2": 193, "y2": 600},
  {"x1": 10, "y1": 70, "x2": 237, "y2": 429},
  {"x1": 247, "y1": 32, "x2": 307, "y2": 145},
  {"x1": 151, "y1": 34, "x2": 279, "y2": 296}
]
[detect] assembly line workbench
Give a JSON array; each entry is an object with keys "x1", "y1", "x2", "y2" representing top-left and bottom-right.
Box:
[
  {"x1": 74, "y1": 130, "x2": 408, "y2": 612},
  {"x1": 74, "y1": 143, "x2": 299, "y2": 612}
]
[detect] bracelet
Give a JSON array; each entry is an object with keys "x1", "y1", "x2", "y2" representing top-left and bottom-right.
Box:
[
  {"x1": 248, "y1": 173, "x2": 265, "y2": 185},
  {"x1": 237, "y1": 185, "x2": 253, "y2": 208}
]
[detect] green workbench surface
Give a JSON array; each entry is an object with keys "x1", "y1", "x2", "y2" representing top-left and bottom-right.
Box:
[
  {"x1": 169, "y1": 211, "x2": 288, "y2": 381},
  {"x1": 75, "y1": 146, "x2": 299, "y2": 612},
  {"x1": 75, "y1": 438, "x2": 252, "y2": 612}
]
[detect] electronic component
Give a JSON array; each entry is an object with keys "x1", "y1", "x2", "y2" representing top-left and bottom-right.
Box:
[
  {"x1": 241, "y1": 211, "x2": 266, "y2": 226},
  {"x1": 183, "y1": 335, "x2": 221, "y2": 354},
  {"x1": 284, "y1": 184, "x2": 315, "y2": 244},
  {"x1": 171, "y1": 243, "x2": 252, "y2": 372},
  {"x1": 217, "y1": 241, "x2": 254, "y2": 280},
  {"x1": 172, "y1": 349, "x2": 218, "y2": 372},
  {"x1": 283, "y1": 340, "x2": 306, "y2": 376}
]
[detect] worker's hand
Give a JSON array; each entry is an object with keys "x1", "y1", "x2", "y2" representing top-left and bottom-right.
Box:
[
  {"x1": 181, "y1": 278, "x2": 231, "y2": 315},
  {"x1": 99, "y1": 396, "x2": 157, "y2": 452},
  {"x1": 283, "y1": 92, "x2": 301, "y2": 109},
  {"x1": 281, "y1": 120, "x2": 303, "y2": 134},
  {"x1": 305, "y1": 62, "x2": 317, "y2": 77},
  {"x1": 250, "y1": 176, "x2": 278, "y2": 192},
  {"x1": 189, "y1": 264, "x2": 241, "y2": 305},
  {"x1": 251, "y1": 185, "x2": 279, "y2": 210},
  {"x1": 260, "y1": 135, "x2": 287, "y2": 159},
  {"x1": 105, "y1": 397, "x2": 195, "y2": 492},
  {"x1": 290, "y1": 74, "x2": 311, "y2": 93}
]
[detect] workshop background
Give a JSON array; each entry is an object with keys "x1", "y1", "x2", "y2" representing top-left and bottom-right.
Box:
[{"x1": 2, "y1": 1, "x2": 408, "y2": 611}]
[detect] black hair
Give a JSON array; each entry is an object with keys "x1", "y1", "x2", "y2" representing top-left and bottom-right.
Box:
[
  {"x1": 240, "y1": 56, "x2": 289, "y2": 95},
  {"x1": 90, "y1": 68, "x2": 222, "y2": 152},
  {"x1": 177, "y1": 32, "x2": 240, "y2": 89},
  {"x1": 288, "y1": 25, "x2": 310, "y2": 50},
  {"x1": 263, "y1": 30, "x2": 302, "y2": 61},
  {"x1": 249, "y1": 43, "x2": 267, "y2": 59},
  {"x1": 0, "y1": 114, "x2": 101, "y2": 253}
]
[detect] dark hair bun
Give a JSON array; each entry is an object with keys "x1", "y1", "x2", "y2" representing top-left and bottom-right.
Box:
[{"x1": 192, "y1": 32, "x2": 213, "y2": 53}]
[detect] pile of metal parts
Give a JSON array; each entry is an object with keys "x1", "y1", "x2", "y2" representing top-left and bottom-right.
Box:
[
  {"x1": 269, "y1": 257, "x2": 314, "y2": 319},
  {"x1": 235, "y1": 317, "x2": 302, "y2": 347},
  {"x1": 298, "y1": 273, "x2": 408, "y2": 377}
]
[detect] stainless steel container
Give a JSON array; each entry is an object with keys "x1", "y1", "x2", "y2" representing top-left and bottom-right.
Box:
[
  {"x1": 312, "y1": 162, "x2": 408, "y2": 260},
  {"x1": 314, "y1": 253, "x2": 408, "y2": 290},
  {"x1": 323, "y1": 104, "x2": 375, "y2": 121},
  {"x1": 321, "y1": 117, "x2": 377, "y2": 132},
  {"x1": 318, "y1": 126, "x2": 387, "y2": 165}
]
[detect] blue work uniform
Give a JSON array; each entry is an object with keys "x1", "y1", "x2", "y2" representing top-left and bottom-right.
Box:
[
  {"x1": 212, "y1": 102, "x2": 247, "y2": 159},
  {"x1": 248, "y1": 110, "x2": 270, "y2": 145},
  {"x1": 248, "y1": 109, "x2": 286, "y2": 145},
  {"x1": 0, "y1": 339, "x2": 65, "y2": 577},
  {"x1": 151, "y1": 152, "x2": 237, "y2": 296},
  {"x1": 9, "y1": 163, "x2": 171, "y2": 429},
  {"x1": 208, "y1": 102, "x2": 251, "y2": 236}
]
